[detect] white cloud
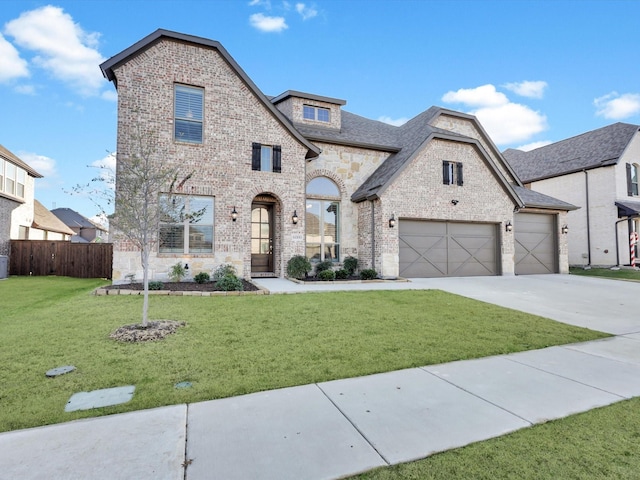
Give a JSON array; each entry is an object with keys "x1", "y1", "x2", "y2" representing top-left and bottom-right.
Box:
[
  {"x1": 594, "y1": 92, "x2": 640, "y2": 120},
  {"x1": 442, "y1": 84, "x2": 509, "y2": 108},
  {"x1": 101, "y1": 89, "x2": 117, "y2": 102},
  {"x1": 0, "y1": 33, "x2": 29, "y2": 82},
  {"x1": 296, "y1": 3, "x2": 318, "y2": 20},
  {"x1": 442, "y1": 83, "x2": 548, "y2": 145},
  {"x1": 18, "y1": 151, "x2": 57, "y2": 177},
  {"x1": 248, "y1": 0, "x2": 270, "y2": 6},
  {"x1": 14, "y1": 84, "x2": 36, "y2": 95},
  {"x1": 91, "y1": 152, "x2": 116, "y2": 190},
  {"x1": 4, "y1": 6, "x2": 106, "y2": 96},
  {"x1": 515, "y1": 140, "x2": 552, "y2": 152},
  {"x1": 378, "y1": 116, "x2": 408, "y2": 126},
  {"x1": 250, "y1": 13, "x2": 288, "y2": 32},
  {"x1": 504, "y1": 80, "x2": 548, "y2": 99}
]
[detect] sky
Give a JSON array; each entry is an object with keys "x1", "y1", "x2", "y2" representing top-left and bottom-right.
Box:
[{"x1": 1, "y1": 0, "x2": 640, "y2": 222}]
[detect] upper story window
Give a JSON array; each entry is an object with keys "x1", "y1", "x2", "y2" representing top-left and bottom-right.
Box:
[
  {"x1": 0, "y1": 158, "x2": 27, "y2": 199},
  {"x1": 443, "y1": 161, "x2": 464, "y2": 186},
  {"x1": 174, "y1": 85, "x2": 204, "y2": 144},
  {"x1": 627, "y1": 163, "x2": 639, "y2": 196},
  {"x1": 159, "y1": 194, "x2": 214, "y2": 254},
  {"x1": 252, "y1": 143, "x2": 281, "y2": 173},
  {"x1": 303, "y1": 105, "x2": 330, "y2": 123}
]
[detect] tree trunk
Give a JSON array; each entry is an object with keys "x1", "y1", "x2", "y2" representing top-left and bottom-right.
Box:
[{"x1": 141, "y1": 246, "x2": 150, "y2": 327}]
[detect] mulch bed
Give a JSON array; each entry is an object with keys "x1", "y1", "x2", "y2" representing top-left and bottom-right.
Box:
[
  {"x1": 110, "y1": 320, "x2": 186, "y2": 342},
  {"x1": 104, "y1": 279, "x2": 259, "y2": 292}
]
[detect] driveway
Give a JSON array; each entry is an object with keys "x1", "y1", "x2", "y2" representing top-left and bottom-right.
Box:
[{"x1": 256, "y1": 274, "x2": 640, "y2": 335}]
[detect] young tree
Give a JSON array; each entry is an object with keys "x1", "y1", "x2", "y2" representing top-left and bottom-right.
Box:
[{"x1": 80, "y1": 124, "x2": 192, "y2": 327}]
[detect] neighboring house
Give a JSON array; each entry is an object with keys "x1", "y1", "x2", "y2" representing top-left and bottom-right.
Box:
[
  {"x1": 0, "y1": 145, "x2": 44, "y2": 256},
  {"x1": 52, "y1": 207, "x2": 108, "y2": 243},
  {"x1": 504, "y1": 123, "x2": 640, "y2": 268},
  {"x1": 100, "y1": 29, "x2": 575, "y2": 283},
  {"x1": 26, "y1": 200, "x2": 74, "y2": 241}
]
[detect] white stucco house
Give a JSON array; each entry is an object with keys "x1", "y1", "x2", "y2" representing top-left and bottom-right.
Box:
[{"x1": 504, "y1": 122, "x2": 640, "y2": 267}]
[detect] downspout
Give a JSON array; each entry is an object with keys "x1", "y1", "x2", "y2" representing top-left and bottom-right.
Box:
[
  {"x1": 584, "y1": 170, "x2": 592, "y2": 266},
  {"x1": 370, "y1": 200, "x2": 375, "y2": 271}
]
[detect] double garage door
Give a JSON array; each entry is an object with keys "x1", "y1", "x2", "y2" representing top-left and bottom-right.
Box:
[
  {"x1": 399, "y1": 221, "x2": 498, "y2": 278},
  {"x1": 399, "y1": 214, "x2": 558, "y2": 278}
]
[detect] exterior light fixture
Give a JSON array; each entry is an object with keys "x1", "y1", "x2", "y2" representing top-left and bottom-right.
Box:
[
  {"x1": 505, "y1": 221, "x2": 513, "y2": 232},
  {"x1": 231, "y1": 206, "x2": 238, "y2": 222},
  {"x1": 292, "y1": 210, "x2": 299, "y2": 225},
  {"x1": 184, "y1": 263, "x2": 189, "y2": 271},
  {"x1": 389, "y1": 214, "x2": 396, "y2": 228},
  {"x1": 562, "y1": 225, "x2": 569, "y2": 234},
  {"x1": 451, "y1": 199, "x2": 459, "y2": 205}
]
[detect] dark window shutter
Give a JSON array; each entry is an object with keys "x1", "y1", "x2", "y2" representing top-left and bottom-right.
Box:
[
  {"x1": 252, "y1": 143, "x2": 261, "y2": 171},
  {"x1": 273, "y1": 145, "x2": 281, "y2": 173},
  {"x1": 456, "y1": 162, "x2": 464, "y2": 186},
  {"x1": 442, "y1": 161, "x2": 451, "y2": 185},
  {"x1": 627, "y1": 163, "x2": 633, "y2": 196}
]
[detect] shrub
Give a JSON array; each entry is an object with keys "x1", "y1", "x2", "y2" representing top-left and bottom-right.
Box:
[
  {"x1": 335, "y1": 269, "x2": 349, "y2": 280},
  {"x1": 343, "y1": 256, "x2": 358, "y2": 275},
  {"x1": 314, "y1": 260, "x2": 333, "y2": 274},
  {"x1": 148, "y1": 281, "x2": 164, "y2": 290},
  {"x1": 360, "y1": 269, "x2": 378, "y2": 280},
  {"x1": 318, "y1": 269, "x2": 336, "y2": 281},
  {"x1": 124, "y1": 273, "x2": 136, "y2": 284},
  {"x1": 168, "y1": 263, "x2": 187, "y2": 282},
  {"x1": 213, "y1": 264, "x2": 237, "y2": 281},
  {"x1": 216, "y1": 274, "x2": 244, "y2": 291},
  {"x1": 286, "y1": 255, "x2": 312, "y2": 280},
  {"x1": 194, "y1": 272, "x2": 210, "y2": 284}
]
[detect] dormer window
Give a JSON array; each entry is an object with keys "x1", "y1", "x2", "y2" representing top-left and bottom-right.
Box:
[{"x1": 303, "y1": 105, "x2": 330, "y2": 123}]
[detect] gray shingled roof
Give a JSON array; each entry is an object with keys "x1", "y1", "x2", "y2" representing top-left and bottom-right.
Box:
[
  {"x1": 513, "y1": 186, "x2": 578, "y2": 211},
  {"x1": 616, "y1": 200, "x2": 640, "y2": 217},
  {"x1": 51, "y1": 208, "x2": 106, "y2": 231},
  {"x1": 503, "y1": 123, "x2": 640, "y2": 183}
]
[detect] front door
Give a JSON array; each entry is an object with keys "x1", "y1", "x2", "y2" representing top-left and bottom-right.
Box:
[{"x1": 251, "y1": 204, "x2": 274, "y2": 273}]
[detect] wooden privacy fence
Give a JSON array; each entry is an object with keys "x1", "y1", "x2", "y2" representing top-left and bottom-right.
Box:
[{"x1": 10, "y1": 240, "x2": 113, "y2": 279}]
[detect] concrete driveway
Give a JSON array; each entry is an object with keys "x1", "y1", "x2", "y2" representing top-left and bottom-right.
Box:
[{"x1": 256, "y1": 274, "x2": 640, "y2": 335}]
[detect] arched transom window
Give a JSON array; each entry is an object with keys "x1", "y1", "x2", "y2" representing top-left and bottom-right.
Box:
[{"x1": 306, "y1": 177, "x2": 340, "y2": 262}]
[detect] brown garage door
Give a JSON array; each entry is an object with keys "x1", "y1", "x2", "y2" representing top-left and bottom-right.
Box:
[
  {"x1": 515, "y1": 213, "x2": 557, "y2": 274},
  {"x1": 399, "y1": 220, "x2": 499, "y2": 278}
]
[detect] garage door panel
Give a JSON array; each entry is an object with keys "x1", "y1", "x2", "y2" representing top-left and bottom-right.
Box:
[
  {"x1": 515, "y1": 213, "x2": 557, "y2": 275},
  {"x1": 399, "y1": 220, "x2": 498, "y2": 278}
]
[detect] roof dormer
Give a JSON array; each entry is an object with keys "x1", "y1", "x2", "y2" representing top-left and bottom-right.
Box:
[{"x1": 271, "y1": 90, "x2": 346, "y2": 130}]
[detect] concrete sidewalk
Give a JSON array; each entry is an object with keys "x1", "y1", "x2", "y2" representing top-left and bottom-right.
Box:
[{"x1": 2, "y1": 275, "x2": 640, "y2": 479}]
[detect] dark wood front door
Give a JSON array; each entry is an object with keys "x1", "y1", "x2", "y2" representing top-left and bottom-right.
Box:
[{"x1": 251, "y1": 204, "x2": 274, "y2": 273}]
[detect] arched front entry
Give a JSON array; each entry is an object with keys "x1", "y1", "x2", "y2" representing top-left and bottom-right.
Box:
[{"x1": 251, "y1": 194, "x2": 278, "y2": 275}]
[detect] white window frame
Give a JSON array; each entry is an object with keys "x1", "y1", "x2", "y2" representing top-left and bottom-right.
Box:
[
  {"x1": 306, "y1": 177, "x2": 341, "y2": 262},
  {"x1": 174, "y1": 84, "x2": 204, "y2": 144},
  {"x1": 303, "y1": 105, "x2": 330, "y2": 123},
  {"x1": 159, "y1": 194, "x2": 214, "y2": 254}
]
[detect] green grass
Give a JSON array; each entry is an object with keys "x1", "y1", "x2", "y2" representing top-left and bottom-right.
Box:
[
  {"x1": 570, "y1": 266, "x2": 640, "y2": 281},
  {"x1": 352, "y1": 397, "x2": 640, "y2": 479},
  {"x1": 0, "y1": 276, "x2": 608, "y2": 433}
]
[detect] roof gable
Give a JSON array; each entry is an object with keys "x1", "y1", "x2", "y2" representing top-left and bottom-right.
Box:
[
  {"x1": 100, "y1": 29, "x2": 320, "y2": 160},
  {"x1": 503, "y1": 122, "x2": 640, "y2": 182},
  {"x1": 33, "y1": 201, "x2": 74, "y2": 235},
  {"x1": 0, "y1": 144, "x2": 43, "y2": 178}
]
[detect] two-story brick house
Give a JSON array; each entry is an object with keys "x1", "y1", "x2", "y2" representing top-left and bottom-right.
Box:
[
  {"x1": 504, "y1": 122, "x2": 640, "y2": 267},
  {"x1": 101, "y1": 29, "x2": 575, "y2": 282}
]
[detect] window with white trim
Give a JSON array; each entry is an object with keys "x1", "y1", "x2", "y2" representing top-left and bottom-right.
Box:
[
  {"x1": 306, "y1": 177, "x2": 340, "y2": 262},
  {"x1": 0, "y1": 159, "x2": 4, "y2": 194},
  {"x1": 303, "y1": 105, "x2": 330, "y2": 123},
  {"x1": 159, "y1": 195, "x2": 214, "y2": 253},
  {"x1": 5, "y1": 162, "x2": 16, "y2": 196},
  {"x1": 632, "y1": 164, "x2": 639, "y2": 196},
  {"x1": 252, "y1": 143, "x2": 281, "y2": 172},
  {"x1": 174, "y1": 85, "x2": 204, "y2": 144}
]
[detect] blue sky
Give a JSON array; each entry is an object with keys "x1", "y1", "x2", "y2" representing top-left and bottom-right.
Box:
[{"x1": 2, "y1": 0, "x2": 639, "y2": 221}]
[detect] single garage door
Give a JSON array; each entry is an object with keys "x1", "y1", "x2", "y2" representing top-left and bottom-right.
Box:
[
  {"x1": 399, "y1": 220, "x2": 498, "y2": 278},
  {"x1": 515, "y1": 213, "x2": 557, "y2": 274}
]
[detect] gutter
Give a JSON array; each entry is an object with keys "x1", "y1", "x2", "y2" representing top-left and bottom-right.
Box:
[{"x1": 584, "y1": 170, "x2": 592, "y2": 266}]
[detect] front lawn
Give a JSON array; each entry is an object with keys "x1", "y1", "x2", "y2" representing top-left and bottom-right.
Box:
[
  {"x1": 0, "y1": 276, "x2": 608, "y2": 433},
  {"x1": 570, "y1": 266, "x2": 640, "y2": 281}
]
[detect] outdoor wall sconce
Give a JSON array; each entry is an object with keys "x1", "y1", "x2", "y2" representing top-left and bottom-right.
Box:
[
  {"x1": 451, "y1": 199, "x2": 459, "y2": 205},
  {"x1": 184, "y1": 264, "x2": 189, "y2": 271},
  {"x1": 505, "y1": 221, "x2": 513, "y2": 232},
  {"x1": 292, "y1": 210, "x2": 299, "y2": 225},
  {"x1": 389, "y1": 214, "x2": 396, "y2": 228},
  {"x1": 231, "y1": 206, "x2": 238, "y2": 222},
  {"x1": 562, "y1": 225, "x2": 569, "y2": 234}
]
